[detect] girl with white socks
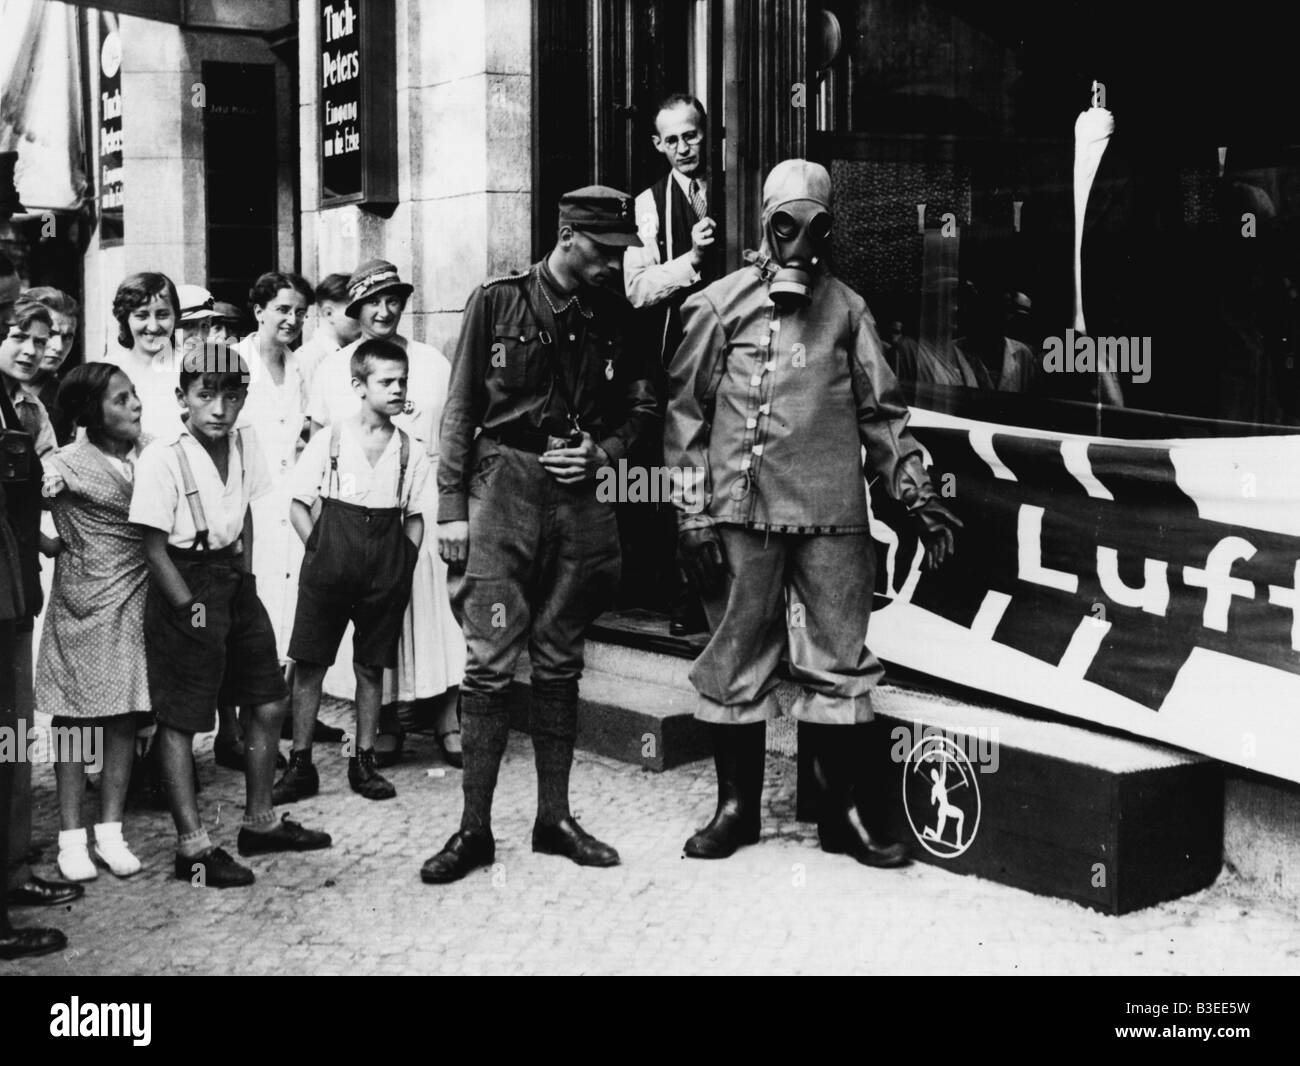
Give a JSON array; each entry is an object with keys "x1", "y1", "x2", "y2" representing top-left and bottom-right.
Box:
[{"x1": 37, "y1": 364, "x2": 149, "y2": 881}]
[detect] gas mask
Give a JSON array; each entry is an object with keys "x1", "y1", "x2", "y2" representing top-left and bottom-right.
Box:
[
  {"x1": 759, "y1": 159, "x2": 834, "y2": 308},
  {"x1": 766, "y1": 202, "x2": 832, "y2": 307}
]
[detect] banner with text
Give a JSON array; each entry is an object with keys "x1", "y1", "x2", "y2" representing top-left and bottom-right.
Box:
[{"x1": 868, "y1": 409, "x2": 1300, "y2": 783}]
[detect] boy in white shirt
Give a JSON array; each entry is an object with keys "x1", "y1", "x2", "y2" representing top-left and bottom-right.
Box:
[
  {"x1": 129, "y1": 350, "x2": 332, "y2": 888},
  {"x1": 276, "y1": 338, "x2": 429, "y2": 802},
  {"x1": 296, "y1": 273, "x2": 361, "y2": 391}
]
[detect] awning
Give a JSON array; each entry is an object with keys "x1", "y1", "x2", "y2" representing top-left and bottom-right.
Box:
[
  {"x1": 0, "y1": 0, "x2": 86, "y2": 214},
  {"x1": 55, "y1": 0, "x2": 290, "y2": 31},
  {"x1": 58, "y1": 0, "x2": 179, "y2": 20}
]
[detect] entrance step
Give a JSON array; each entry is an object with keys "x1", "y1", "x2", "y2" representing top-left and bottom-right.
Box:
[
  {"x1": 795, "y1": 686, "x2": 1223, "y2": 915},
  {"x1": 507, "y1": 640, "x2": 708, "y2": 771}
]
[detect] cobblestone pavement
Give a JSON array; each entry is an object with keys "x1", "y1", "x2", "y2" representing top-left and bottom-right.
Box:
[{"x1": 6, "y1": 699, "x2": 1300, "y2": 976}]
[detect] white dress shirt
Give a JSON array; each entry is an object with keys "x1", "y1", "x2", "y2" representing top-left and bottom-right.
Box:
[{"x1": 624, "y1": 170, "x2": 708, "y2": 309}]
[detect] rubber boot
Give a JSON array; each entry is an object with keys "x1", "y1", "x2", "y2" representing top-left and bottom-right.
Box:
[
  {"x1": 684, "y1": 722, "x2": 766, "y2": 859},
  {"x1": 809, "y1": 721, "x2": 910, "y2": 868}
]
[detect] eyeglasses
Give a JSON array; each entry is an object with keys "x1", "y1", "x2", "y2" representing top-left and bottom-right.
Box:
[{"x1": 659, "y1": 130, "x2": 703, "y2": 151}]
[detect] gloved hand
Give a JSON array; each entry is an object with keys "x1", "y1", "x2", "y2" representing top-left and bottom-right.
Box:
[
  {"x1": 894, "y1": 453, "x2": 963, "y2": 571},
  {"x1": 678, "y1": 526, "x2": 728, "y2": 597},
  {"x1": 910, "y1": 497, "x2": 962, "y2": 570}
]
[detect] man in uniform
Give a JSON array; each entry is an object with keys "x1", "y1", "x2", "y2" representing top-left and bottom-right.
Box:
[
  {"x1": 423, "y1": 186, "x2": 658, "y2": 884},
  {"x1": 664, "y1": 159, "x2": 962, "y2": 868}
]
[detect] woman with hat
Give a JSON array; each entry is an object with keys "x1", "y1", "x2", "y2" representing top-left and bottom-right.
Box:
[{"x1": 278, "y1": 261, "x2": 464, "y2": 798}]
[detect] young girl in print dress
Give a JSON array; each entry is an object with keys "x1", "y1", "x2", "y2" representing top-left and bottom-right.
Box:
[{"x1": 37, "y1": 364, "x2": 149, "y2": 881}]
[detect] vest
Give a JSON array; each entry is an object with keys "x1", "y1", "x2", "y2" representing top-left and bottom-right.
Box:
[{"x1": 644, "y1": 173, "x2": 723, "y2": 368}]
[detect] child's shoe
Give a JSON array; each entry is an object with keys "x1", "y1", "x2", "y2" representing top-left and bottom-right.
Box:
[
  {"x1": 348, "y1": 748, "x2": 396, "y2": 800},
  {"x1": 92, "y1": 822, "x2": 142, "y2": 877},
  {"x1": 173, "y1": 847, "x2": 255, "y2": 888},
  {"x1": 56, "y1": 828, "x2": 98, "y2": 882},
  {"x1": 272, "y1": 750, "x2": 320, "y2": 805}
]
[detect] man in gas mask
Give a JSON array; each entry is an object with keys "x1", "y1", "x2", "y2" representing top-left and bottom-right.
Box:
[{"x1": 664, "y1": 159, "x2": 961, "y2": 868}]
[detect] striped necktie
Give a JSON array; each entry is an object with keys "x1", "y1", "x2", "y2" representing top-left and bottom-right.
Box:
[{"x1": 688, "y1": 179, "x2": 708, "y2": 221}]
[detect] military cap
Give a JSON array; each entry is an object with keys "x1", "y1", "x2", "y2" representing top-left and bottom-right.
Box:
[
  {"x1": 558, "y1": 185, "x2": 642, "y2": 247},
  {"x1": 345, "y1": 258, "x2": 414, "y2": 318}
]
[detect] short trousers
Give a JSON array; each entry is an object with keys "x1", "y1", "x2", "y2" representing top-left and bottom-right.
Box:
[
  {"x1": 144, "y1": 554, "x2": 288, "y2": 734},
  {"x1": 287, "y1": 499, "x2": 418, "y2": 670}
]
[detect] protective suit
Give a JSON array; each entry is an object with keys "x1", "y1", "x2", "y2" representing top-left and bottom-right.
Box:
[{"x1": 663, "y1": 159, "x2": 960, "y2": 867}]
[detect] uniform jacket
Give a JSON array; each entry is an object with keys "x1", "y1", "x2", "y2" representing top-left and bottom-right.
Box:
[
  {"x1": 665, "y1": 253, "x2": 932, "y2": 531},
  {"x1": 438, "y1": 259, "x2": 659, "y2": 523}
]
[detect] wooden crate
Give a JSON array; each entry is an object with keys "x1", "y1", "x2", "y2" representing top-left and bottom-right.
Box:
[{"x1": 796, "y1": 697, "x2": 1223, "y2": 915}]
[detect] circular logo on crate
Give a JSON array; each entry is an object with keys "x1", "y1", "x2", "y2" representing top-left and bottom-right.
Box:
[{"x1": 902, "y1": 734, "x2": 981, "y2": 859}]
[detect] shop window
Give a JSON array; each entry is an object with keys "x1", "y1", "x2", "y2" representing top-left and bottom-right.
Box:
[{"x1": 813, "y1": 0, "x2": 1300, "y2": 435}]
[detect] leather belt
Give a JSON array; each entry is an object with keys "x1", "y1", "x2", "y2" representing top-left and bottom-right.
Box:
[{"x1": 482, "y1": 425, "x2": 569, "y2": 455}]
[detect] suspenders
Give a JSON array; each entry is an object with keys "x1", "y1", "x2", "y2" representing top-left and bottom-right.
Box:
[
  {"x1": 326, "y1": 423, "x2": 411, "y2": 509},
  {"x1": 172, "y1": 430, "x2": 245, "y2": 552}
]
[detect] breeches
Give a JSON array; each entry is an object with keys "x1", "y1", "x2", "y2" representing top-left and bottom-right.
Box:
[{"x1": 451, "y1": 439, "x2": 620, "y2": 699}]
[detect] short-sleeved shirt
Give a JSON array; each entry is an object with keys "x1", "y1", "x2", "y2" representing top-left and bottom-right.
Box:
[
  {"x1": 290, "y1": 420, "x2": 432, "y2": 519},
  {"x1": 129, "y1": 425, "x2": 272, "y2": 549}
]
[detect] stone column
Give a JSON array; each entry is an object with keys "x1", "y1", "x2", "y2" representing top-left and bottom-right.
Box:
[{"x1": 299, "y1": 0, "x2": 532, "y2": 351}]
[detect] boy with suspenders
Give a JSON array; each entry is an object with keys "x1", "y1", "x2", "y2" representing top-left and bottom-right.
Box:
[
  {"x1": 130, "y1": 350, "x2": 332, "y2": 889},
  {"x1": 277, "y1": 339, "x2": 429, "y2": 802}
]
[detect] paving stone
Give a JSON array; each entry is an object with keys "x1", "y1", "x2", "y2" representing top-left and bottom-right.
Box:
[{"x1": 3, "y1": 704, "x2": 1299, "y2": 975}]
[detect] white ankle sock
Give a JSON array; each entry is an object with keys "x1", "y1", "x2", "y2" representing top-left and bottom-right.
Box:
[
  {"x1": 93, "y1": 821, "x2": 143, "y2": 877},
  {"x1": 58, "y1": 828, "x2": 98, "y2": 882}
]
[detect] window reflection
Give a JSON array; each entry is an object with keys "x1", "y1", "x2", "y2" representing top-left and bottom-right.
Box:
[{"x1": 816, "y1": 0, "x2": 1300, "y2": 433}]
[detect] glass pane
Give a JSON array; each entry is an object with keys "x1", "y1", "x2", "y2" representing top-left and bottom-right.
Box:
[{"x1": 816, "y1": 0, "x2": 1300, "y2": 433}]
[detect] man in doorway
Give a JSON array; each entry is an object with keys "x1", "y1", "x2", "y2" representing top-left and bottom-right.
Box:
[
  {"x1": 624, "y1": 92, "x2": 721, "y2": 636},
  {"x1": 423, "y1": 186, "x2": 658, "y2": 884},
  {"x1": 625, "y1": 93, "x2": 722, "y2": 359}
]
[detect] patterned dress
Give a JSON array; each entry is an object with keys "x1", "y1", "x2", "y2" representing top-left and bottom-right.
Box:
[{"x1": 35, "y1": 440, "x2": 150, "y2": 720}]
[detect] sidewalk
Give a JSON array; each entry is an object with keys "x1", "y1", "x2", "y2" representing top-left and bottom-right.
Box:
[{"x1": 6, "y1": 699, "x2": 1299, "y2": 976}]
